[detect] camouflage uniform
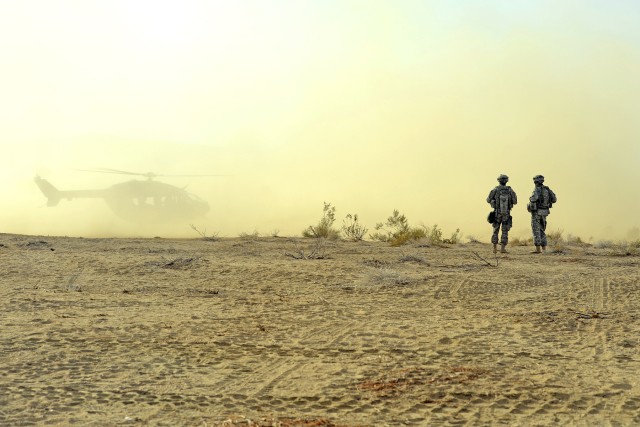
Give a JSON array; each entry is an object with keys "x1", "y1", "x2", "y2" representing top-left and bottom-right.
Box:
[
  {"x1": 487, "y1": 174, "x2": 517, "y2": 253},
  {"x1": 528, "y1": 175, "x2": 557, "y2": 253}
]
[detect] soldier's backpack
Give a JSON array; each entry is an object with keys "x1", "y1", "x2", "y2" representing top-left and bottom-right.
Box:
[
  {"x1": 494, "y1": 186, "x2": 513, "y2": 215},
  {"x1": 538, "y1": 186, "x2": 557, "y2": 209}
]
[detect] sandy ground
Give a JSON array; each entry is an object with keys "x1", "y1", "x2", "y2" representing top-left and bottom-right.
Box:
[{"x1": 1, "y1": 233, "x2": 640, "y2": 426}]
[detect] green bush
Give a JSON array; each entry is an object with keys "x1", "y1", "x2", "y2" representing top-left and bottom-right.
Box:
[
  {"x1": 341, "y1": 213, "x2": 368, "y2": 241},
  {"x1": 370, "y1": 210, "x2": 463, "y2": 247},
  {"x1": 302, "y1": 202, "x2": 340, "y2": 239}
]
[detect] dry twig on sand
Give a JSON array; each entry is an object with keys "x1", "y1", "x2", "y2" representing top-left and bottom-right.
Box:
[
  {"x1": 190, "y1": 224, "x2": 218, "y2": 241},
  {"x1": 470, "y1": 251, "x2": 499, "y2": 268}
]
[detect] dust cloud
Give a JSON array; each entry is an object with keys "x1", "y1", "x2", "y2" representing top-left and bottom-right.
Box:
[{"x1": 1, "y1": 2, "x2": 639, "y2": 241}]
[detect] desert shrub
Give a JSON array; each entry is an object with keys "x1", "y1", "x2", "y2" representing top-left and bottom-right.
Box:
[
  {"x1": 610, "y1": 240, "x2": 640, "y2": 256},
  {"x1": 370, "y1": 211, "x2": 461, "y2": 247},
  {"x1": 544, "y1": 229, "x2": 567, "y2": 253},
  {"x1": 546, "y1": 229, "x2": 564, "y2": 245},
  {"x1": 418, "y1": 224, "x2": 462, "y2": 246},
  {"x1": 595, "y1": 240, "x2": 615, "y2": 249},
  {"x1": 442, "y1": 227, "x2": 462, "y2": 244},
  {"x1": 626, "y1": 240, "x2": 640, "y2": 256},
  {"x1": 592, "y1": 240, "x2": 639, "y2": 256},
  {"x1": 370, "y1": 210, "x2": 409, "y2": 243},
  {"x1": 284, "y1": 238, "x2": 331, "y2": 259},
  {"x1": 239, "y1": 230, "x2": 260, "y2": 240},
  {"x1": 428, "y1": 224, "x2": 443, "y2": 244},
  {"x1": 302, "y1": 202, "x2": 340, "y2": 239},
  {"x1": 370, "y1": 210, "x2": 426, "y2": 246},
  {"x1": 392, "y1": 227, "x2": 427, "y2": 247},
  {"x1": 566, "y1": 234, "x2": 587, "y2": 246},
  {"x1": 341, "y1": 213, "x2": 368, "y2": 241},
  {"x1": 510, "y1": 236, "x2": 532, "y2": 246}
]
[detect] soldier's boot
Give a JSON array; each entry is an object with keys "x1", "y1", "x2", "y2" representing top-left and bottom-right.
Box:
[
  {"x1": 541, "y1": 246, "x2": 547, "y2": 253},
  {"x1": 500, "y1": 244, "x2": 508, "y2": 253},
  {"x1": 532, "y1": 246, "x2": 542, "y2": 254},
  {"x1": 493, "y1": 244, "x2": 498, "y2": 254}
]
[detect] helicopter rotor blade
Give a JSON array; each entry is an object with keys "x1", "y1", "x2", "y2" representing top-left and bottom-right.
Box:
[
  {"x1": 77, "y1": 168, "x2": 230, "y2": 178},
  {"x1": 153, "y1": 174, "x2": 231, "y2": 177},
  {"x1": 77, "y1": 168, "x2": 144, "y2": 176}
]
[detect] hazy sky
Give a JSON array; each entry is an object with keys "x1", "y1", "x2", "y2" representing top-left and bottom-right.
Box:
[{"x1": 2, "y1": 0, "x2": 639, "y2": 239}]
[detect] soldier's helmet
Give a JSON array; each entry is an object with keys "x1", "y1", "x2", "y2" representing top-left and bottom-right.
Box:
[
  {"x1": 497, "y1": 174, "x2": 509, "y2": 183},
  {"x1": 533, "y1": 174, "x2": 545, "y2": 183}
]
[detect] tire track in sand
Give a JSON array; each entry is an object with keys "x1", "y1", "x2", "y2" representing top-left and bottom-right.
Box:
[
  {"x1": 213, "y1": 321, "x2": 359, "y2": 398},
  {"x1": 253, "y1": 320, "x2": 359, "y2": 398}
]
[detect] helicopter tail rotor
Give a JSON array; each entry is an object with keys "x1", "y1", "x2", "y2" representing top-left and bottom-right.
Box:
[{"x1": 34, "y1": 176, "x2": 62, "y2": 207}]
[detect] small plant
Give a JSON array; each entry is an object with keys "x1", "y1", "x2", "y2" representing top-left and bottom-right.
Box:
[
  {"x1": 285, "y1": 239, "x2": 331, "y2": 259},
  {"x1": 341, "y1": 213, "x2": 368, "y2": 241},
  {"x1": 566, "y1": 234, "x2": 588, "y2": 246},
  {"x1": 370, "y1": 210, "x2": 408, "y2": 242},
  {"x1": 546, "y1": 229, "x2": 564, "y2": 246},
  {"x1": 370, "y1": 210, "x2": 425, "y2": 246},
  {"x1": 239, "y1": 230, "x2": 260, "y2": 240},
  {"x1": 190, "y1": 224, "x2": 218, "y2": 241},
  {"x1": 370, "y1": 211, "x2": 460, "y2": 247},
  {"x1": 442, "y1": 228, "x2": 462, "y2": 244},
  {"x1": 510, "y1": 236, "x2": 532, "y2": 246},
  {"x1": 626, "y1": 240, "x2": 640, "y2": 256},
  {"x1": 271, "y1": 229, "x2": 280, "y2": 238},
  {"x1": 414, "y1": 224, "x2": 460, "y2": 246},
  {"x1": 302, "y1": 202, "x2": 340, "y2": 239},
  {"x1": 595, "y1": 240, "x2": 615, "y2": 249}
]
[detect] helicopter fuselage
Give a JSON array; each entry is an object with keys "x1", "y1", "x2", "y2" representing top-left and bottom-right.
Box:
[{"x1": 35, "y1": 176, "x2": 210, "y2": 223}]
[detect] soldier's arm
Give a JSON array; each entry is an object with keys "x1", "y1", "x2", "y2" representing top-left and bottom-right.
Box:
[
  {"x1": 529, "y1": 188, "x2": 540, "y2": 202},
  {"x1": 511, "y1": 188, "x2": 517, "y2": 205},
  {"x1": 487, "y1": 189, "x2": 496, "y2": 205}
]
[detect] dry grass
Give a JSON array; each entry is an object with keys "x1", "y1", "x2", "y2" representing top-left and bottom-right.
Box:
[{"x1": 284, "y1": 239, "x2": 331, "y2": 260}]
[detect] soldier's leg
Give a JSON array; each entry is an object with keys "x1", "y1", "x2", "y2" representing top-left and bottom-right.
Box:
[
  {"x1": 501, "y1": 216, "x2": 512, "y2": 245},
  {"x1": 491, "y1": 222, "x2": 500, "y2": 253},
  {"x1": 499, "y1": 217, "x2": 511, "y2": 253},
  {"x1": 491, "y1": 222, "x2": 500, "y2": 244},
  {"x1": 540, "y1": 215, "x2": 548, "y2": 249},
  {"x1": 531, "y1": 214, "x2": 542, "y2": 253},
  {"x1": 531, "y1": 214, "x2": 539, "y2": 245}
]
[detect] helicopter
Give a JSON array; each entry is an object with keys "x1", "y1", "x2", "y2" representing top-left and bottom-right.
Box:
[{"x1": 34, "y1": 168, "x2": 213, "y2": 223}]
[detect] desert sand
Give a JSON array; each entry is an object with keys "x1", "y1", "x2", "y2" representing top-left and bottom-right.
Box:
[{"x1": 1, "y1": 233, "x2": 639, "y2": 426}]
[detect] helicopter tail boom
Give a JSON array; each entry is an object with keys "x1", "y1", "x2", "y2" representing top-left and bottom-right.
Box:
[{"x1": 34, "y1": 176, "x2": 62, "y2": 206}]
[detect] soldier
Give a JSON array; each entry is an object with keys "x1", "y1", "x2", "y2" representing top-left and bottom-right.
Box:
[
  {"x1": 527, "y1": 175, "x2": 557, "y2": 253},
  {"x1": 487, "y1": 174, "x2": 517, "y2": 253}
]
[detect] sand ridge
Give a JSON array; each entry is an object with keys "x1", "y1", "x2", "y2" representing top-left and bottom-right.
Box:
[{"x1": 1, "y1": 234, "x2": 640, "y2": 426}]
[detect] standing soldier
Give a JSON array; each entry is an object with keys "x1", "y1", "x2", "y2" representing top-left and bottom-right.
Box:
[
  {"x1": 487, "y1": 174, "x2": 517, "y2": 254},
  {"x1": 528, "y1": 175, "x2": 557, "y2": 253}
]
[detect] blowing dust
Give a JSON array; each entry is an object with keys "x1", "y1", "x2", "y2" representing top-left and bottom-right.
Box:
[{"x1": 1, "y1": 2, "x2": 639, "y2": 240}]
